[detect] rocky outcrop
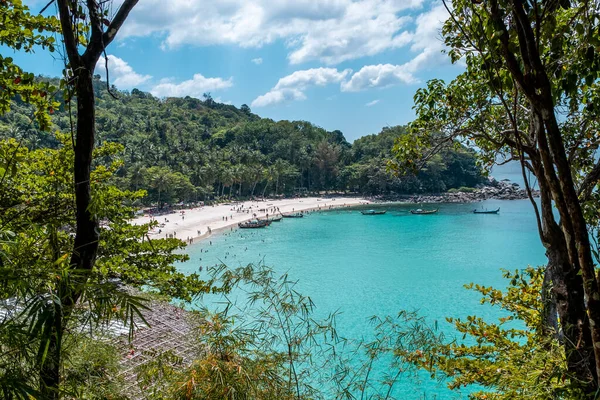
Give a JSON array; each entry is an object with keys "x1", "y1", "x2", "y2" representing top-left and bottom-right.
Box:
[{"x1": 372, "y1": 178, "x2": 539, "y2": 204}]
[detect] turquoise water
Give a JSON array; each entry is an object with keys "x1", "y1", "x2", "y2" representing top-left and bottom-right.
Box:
[{"x1": 177, "y1": 199, "x2": 546, "y2": 398}]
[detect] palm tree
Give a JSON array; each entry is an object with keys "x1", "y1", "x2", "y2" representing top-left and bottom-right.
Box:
[
  {"x1": 249, "y1": 164, "x2": 264, "y2": 198},
  {"x1": 128, "y1": 163, "x2": 146, "y2": 191},
  {"x1": 219, "y1": 166, "x2": 234, "y2": 199},
  {"x1": 232, "y1": 164, "x2": 247, "y2": 197},
  {"x1": 262, "y1": 166, "x2": 275, "y2": 198},
  {"x1": 273, "y1": 159, "x2": 291, "y2": 195},
  {"x1": 149, "y1": 167, "x2": 172, "y2": 208}
]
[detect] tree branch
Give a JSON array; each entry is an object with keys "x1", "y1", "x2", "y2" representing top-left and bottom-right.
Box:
[
  {"x1": 56, "y1": 0, "x2": 81, "y2": 67},
  {"x1": 81, "y1": 0, "x2": 139, "y2": 65},
  {"x1": 488, "y1": 0, "x2": 539, "y2": 105},
  {"x1": 578, "y1": 160, "x2": 600, "y2": 202},
  {"x1": 102, "y1": 0, "x2": 139, "y2": 47},
  {"x1": 39, "y1": 0, "x2": 56, "y2": 14}
]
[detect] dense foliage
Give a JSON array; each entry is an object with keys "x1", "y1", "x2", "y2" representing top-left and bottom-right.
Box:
[
  {"x1": 0, "y1": 0, "x2": 60, "y2": 130},
  {"x1": 0, "y1": 135, "x2": 217, "y2": 398},
  {"x1": 414, "y1": 268, "x2": 585, "y2": 399},
  {"x1": 3, "y1": 1, "x2": 592, "y2": 398},
  {"x1": 0, "y1": 77, "x2": 485, "y2": 204},
  {"x1": 392, "y1": 0, "x2": 600, "y2": 392}
]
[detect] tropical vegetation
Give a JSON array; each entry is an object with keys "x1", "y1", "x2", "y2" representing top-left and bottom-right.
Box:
[
  {"x1": 0, "y1": 77, "x2": 485, "y2": 205},
  {"x1": 2, "y1": 0, "x2": 600, "y2": 399},
  {"x1": 393, "y1": 0, "x2": 600, "y2": 394}
]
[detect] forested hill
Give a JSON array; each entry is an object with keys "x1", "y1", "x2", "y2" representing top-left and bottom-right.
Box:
[{"x1": 0, "y1": 76, "x2": 484, "y2": 204}]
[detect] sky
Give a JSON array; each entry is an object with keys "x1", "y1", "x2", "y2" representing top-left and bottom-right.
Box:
[{"x1": 14, "y1": 0, "x2": 464, "y2": 142}]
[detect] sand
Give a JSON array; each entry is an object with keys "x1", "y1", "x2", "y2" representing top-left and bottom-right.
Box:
[{"x1": 130, "y1": 197, "x2": 370, "y2": 243}]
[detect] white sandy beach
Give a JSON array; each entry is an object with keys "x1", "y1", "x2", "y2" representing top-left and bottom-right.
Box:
[{"x1": 131, "y1": 197, "x2": 370, "y2": 243}]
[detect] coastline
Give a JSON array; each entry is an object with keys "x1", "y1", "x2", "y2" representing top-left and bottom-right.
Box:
[
  {"x1": 370, "y1": 180, "x2": 538, "y2": 204},
  {"x1": 131, "y1": 197, "x2": 371, "y2": 244},
  {"x1": 131, "y1": 180, "x2": 536, "y2": 245}
]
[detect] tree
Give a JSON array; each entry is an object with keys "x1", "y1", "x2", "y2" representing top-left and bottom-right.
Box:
[
  {"x1": 404, "y1": 268, "x2": 586, "y2": 399},
  {"x1": 147, "y1": 166, "x2": 171, "y2": 207},
  {"x1": 39, "y1": 1, "x2": 140, "y2": 397},
  {"x1": 392, "y1": 0, "x2": 600, "y2": 392},
  {"x1": 0, "y1": 1, "x2": 60, "y2": 130},
  {"x1": 240, "y1": 103, "x2": 251, "y2": 115},
  {"x1": 313, "y1": 140, "x2": 340, "y2": 190},
  {"x1": 249, "y1": 164, "x2": 264, "y2": 198},
  {"x1": 0, "y1": 136, "x2": 214, "y2": 398}
]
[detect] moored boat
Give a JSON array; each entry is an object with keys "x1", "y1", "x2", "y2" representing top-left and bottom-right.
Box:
[
  {"x1": 410, "y1": 208, "x2": 439, "y2": 215},
  {"x1": 268, "y1": 216, "x2": 283, "y2": 222},
  {"x1": 238, "y1": 219, "x2": 271, "y2": 229},
  {"x1": 473, "y1": 207, "x2": 500, "y2": 214},
  {"x1": 361, "y1": 209, "x2": 387, "y2": 215},
  {"x1": 282, "y1": 212, "x2": 304, "y2": 218}
]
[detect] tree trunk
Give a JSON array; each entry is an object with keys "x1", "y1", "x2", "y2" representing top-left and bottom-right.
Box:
[
  {"x1": 529, "y1": 133, "x2": 597, "y2": 388},
  {"x1": 487, "y1": 0, "x2": 600, "y2": 388},
  {"x1": 44, "y1": 1, "x2": 139, "y2": 396},
  {"x1": 541, "y1": 264, "x2": 559, "y2": 339},
  {"x1": 40, "y1": 65, "x2": 100, "y2": 400},
  {"x1": 538, "y1": 104, "x2": 600, "y2": 386},
  {"x1": 262, "y1": 181, "x2": 270, "y2": 199}
]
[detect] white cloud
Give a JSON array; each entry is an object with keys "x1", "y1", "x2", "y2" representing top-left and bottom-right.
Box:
[
  {"x1": 150, "y1": 73, "x2": 233, "y2": 98},
  {"x1": 95, "y1": 55, "x2": 152, "y2": 88},
  {"x1": 341, "y1": 64, "x2": 415, "y2": 91},
  {"x1": 214, "y1": 97, "x2": 233, "y2": 105},
  {"x1": 251, "y1": 57, "x2": 263, "y2": 65},
  {"x1": 341, "y1": 4, "x2": 450, "y2": 91},
  {"x1": 252, "y1": 88, "x2": 307, "y2": 108},
  {"x1": 404, "y1": 4, "x2": 448, "y2": 72},
  {"x1": 365, "y1": 99, "x2": 380, "y2": 106},
  {"x1": 251, "y1": 67, "x2": 351, "y2": 107},
  {"x1": 118, "y1": 0, "x2": 424, "y2": 65}
]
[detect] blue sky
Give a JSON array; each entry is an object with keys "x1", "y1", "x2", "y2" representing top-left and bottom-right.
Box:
[{"x1": 14, "y1": 0, "x2": 463, "y2": 142}]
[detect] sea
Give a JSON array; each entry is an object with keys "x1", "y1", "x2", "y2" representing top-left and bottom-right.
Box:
[{"x1": 176, "y1": 191, "x2": 546, "y2": 398}]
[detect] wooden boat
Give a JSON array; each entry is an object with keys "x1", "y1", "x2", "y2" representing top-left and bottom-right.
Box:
[
  {"x1": 361, "y1": 210, "x2": 387, "y2": 215},
  {"x1": 268, "y1": 216, "x2": 283, "y2": 222},
  {"x1": 473, "y1": 207, "x2": 500, "y2": 214},
  {"x1": 410, "y1": 208, "x2": 439, "y2": 215},
  {"x1": 282, "y1": 212, "x2": 304, "y2": 218},
  {"x1": 238, "y1": 219, "x2": 271, "y2": 229}
]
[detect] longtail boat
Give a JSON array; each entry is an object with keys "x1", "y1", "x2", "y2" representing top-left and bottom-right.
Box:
[
  {"x1": 282, "y1": 212, "x2": 304, "y2": 218},
  {"x1": 410, "y1": 208, "x2": 439, "y2": 215},
  {"x1": 268, "y1": 216, "x2": 283, "y2": 222},
  {"x1": 361, "y1": 210, "x2": 387, "y2": 215},
  {"x1": 238, "y1": 219, "x2": 271, "y2": 229},
  {"x1": 473, "y1": 208, "x2": 500, "y2": 214}
]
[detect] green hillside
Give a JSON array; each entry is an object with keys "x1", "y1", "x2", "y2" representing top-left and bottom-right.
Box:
[{"x1": 0, "y1": 76, "x2": 484, "y2": 205}]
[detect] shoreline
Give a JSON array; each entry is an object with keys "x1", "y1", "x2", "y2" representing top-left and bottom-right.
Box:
[
  {"x1": 369, "y1": 180, "x2": 538, "y2": 204},
  {"x1": 131, "y1": 197, "x2": 371, "y2": 244},
  {"x1": 131, "y1": 181, "x2": 536, "y2": 245}
]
